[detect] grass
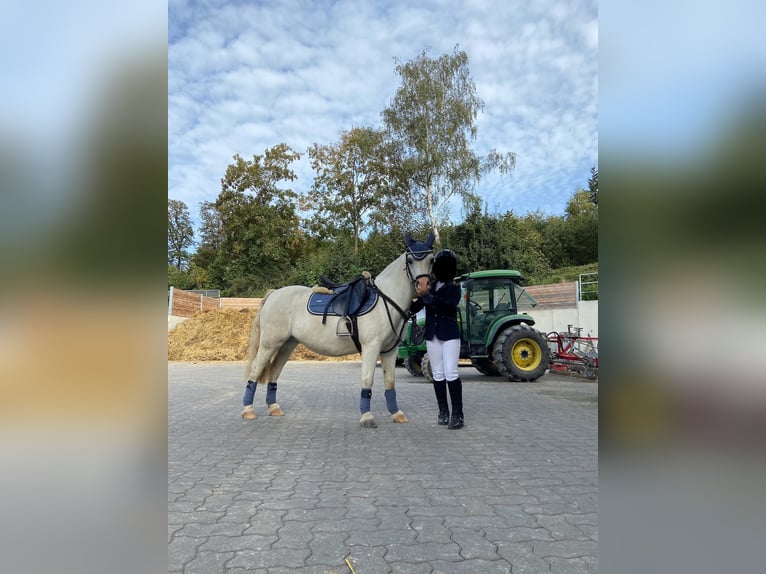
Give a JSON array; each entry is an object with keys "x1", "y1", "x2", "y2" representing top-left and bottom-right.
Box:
[{"x1": 529, "y1": 262, "x2": 598, "y2": 285}]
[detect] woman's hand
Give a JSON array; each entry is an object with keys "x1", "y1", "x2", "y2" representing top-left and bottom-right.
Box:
[{"x1": 415, "y1": 276, "x2": 430, "y2": 297}]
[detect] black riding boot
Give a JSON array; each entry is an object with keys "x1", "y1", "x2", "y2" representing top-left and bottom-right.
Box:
[
  {"x1": 432, "y1": 379, "x2": 450, "y2": 425},
  {"x1": 447, "y1": 378, "x2": 464, "y2": 429}
]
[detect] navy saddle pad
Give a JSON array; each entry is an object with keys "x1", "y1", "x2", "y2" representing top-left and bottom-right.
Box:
[{"x1": 307, "y1": 288, "x2": 378, "y2": 319}]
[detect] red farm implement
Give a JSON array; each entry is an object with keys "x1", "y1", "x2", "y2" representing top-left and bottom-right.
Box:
[{"x1": 547, "y1": 325, "x2": 598, "y2": 380}]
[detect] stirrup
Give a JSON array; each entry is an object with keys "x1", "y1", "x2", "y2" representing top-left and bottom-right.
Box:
[{"x1": 335, "y1": 317, "x2": 353, "y2": 337}]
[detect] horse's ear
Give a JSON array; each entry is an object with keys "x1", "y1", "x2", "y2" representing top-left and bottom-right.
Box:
[
  {"x1": 425, "y1": 231, "x2": 435, "y2": 248},
  {"x1": 405, "y1": 233, "x2": 413, "y2": 247}
]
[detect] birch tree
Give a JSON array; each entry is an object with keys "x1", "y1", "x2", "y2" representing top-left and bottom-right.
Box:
[{"x1": 382, "y1": 46, "x2": 515, "y2": 243}]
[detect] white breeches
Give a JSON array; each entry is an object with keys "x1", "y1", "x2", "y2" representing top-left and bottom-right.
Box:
[{"x1": 426, "y1": 337, "x2": 460, "y2": 381}]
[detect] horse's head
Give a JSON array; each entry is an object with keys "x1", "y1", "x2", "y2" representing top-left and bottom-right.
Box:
[{"x1": 405, "y1": 232, "x2": 435, "y2": 292}]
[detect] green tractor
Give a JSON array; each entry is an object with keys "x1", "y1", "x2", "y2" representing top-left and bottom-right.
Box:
[{"x1": 398, "y1": 269, "x2": 550, "y2": 382}]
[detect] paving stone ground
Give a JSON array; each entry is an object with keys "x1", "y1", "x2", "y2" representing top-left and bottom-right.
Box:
[{"x1": 169, "y1": 361, "x2": 598, "y2": 573}]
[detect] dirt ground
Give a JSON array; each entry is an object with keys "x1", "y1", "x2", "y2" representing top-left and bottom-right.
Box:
[{"x1": 167, "y1": 308, "x2": 361, "y2": 362}]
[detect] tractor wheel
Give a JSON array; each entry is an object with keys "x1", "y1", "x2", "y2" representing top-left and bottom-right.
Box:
[
  {"x1": 421, "y1": 353, "x2": 434, "y2": 383},
  {"x1": 471, "y1": 357, "x2": 500, "y2": 376},
  {"x1": 404, "y1": 352, "x2": 424, "y2": 377},
  {"x1": 411, "y1": 323, "x2": 426, "y2": 345},
  {"x1": 492, "y1": 324, "x2": 550, "y2": 382}
]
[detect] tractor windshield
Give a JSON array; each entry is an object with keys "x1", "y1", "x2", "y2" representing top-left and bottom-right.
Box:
[{"x1": 462, "y1": 278, "x2": 516, "y2": 313}]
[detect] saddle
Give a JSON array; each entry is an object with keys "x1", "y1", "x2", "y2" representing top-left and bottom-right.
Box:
[
  {"x1": 307, "y1": 273, "x2": 378, "y2": 353},
  {"x1": 307, "y1": 272, "x2": 378, "y2": 325}
]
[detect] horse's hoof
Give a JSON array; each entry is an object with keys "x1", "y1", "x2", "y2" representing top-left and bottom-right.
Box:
[
  {"x1": 241, "y1": 406, "x2": 257, "y2": 420},
  {"x1": 359, "y1": 412, "x2": 378, "y2": 428},
  {"x1": 391, "y1": 411, "x2": 409, "y2": 423},
  {"x1": 268, "y1": 403, "x2": 284, "y2": 416}
]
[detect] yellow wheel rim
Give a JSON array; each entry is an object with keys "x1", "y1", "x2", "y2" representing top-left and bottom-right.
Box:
[{"x1": 511, "y1": 338, "x2": 543, "y2": 371}]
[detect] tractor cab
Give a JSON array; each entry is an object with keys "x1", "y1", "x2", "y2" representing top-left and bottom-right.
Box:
[{"x1": 459, "y1": 270, "x2": 531, "y2": 355}]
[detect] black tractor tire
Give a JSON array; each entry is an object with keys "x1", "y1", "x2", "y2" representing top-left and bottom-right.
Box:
[
  {"x1": 471, "y1": 357, "x2": 500, "y2": 376},
  {"x1": 492, "y1": 324, "x2": 550, "y2": 382},
  {"x1": 421, "y1": 353, "x2": 434, "y2": 383},
  {"x1": 404, "y1": 352, "x2": 425, "y2": 377}
]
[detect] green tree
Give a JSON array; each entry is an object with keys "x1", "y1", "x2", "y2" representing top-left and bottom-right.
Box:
[
  {"x1": 211, "y1": 144, "x2": 303, "y2": 295},
  {"x1": 198, "y1": 200, "x2": 223, "y2": 250},
  {"x1": 190, "y1": 200, "x2": 224, "y2": 286},
  {"x1": 447, "y1": 208, "x2": 550, "y2": 279},
  {"x1": 563, "y1": 189, "x2": 598, "y2": 265},
  {"x1": 358, "y1": 229, "x2": 413, "y2": 276},
  {"x1": 286, "y1": 235, "x2": 336, "y2": 287},
  {"x1": 538, "y1": 215, "x2": 569, "y2": 269},
  {"x1": 305, "y1": 127, "x2": 398, "y2": 253},
  {"x1": 565, "y1": 188, "x2": 598, "y2": 219},
  {"x1": 185, "y1": 262, "x2": 209, "y2": 289},
  {"x1": 167, "y1": 261, "x2": 209, "y2": 290},
  {"x1": 588, "y1": 166, "x2": 598, "y2": 206},
  {"x1": 168, "y1": 198, "x2": 194, "y2": 269},
  {"x1": 168, "y1": 264, "x2": 187, "y2": 289},
  {"x1": 382, "y1": 46, "x2": 515, "y2": 244},
  {"x1": 499, "y1": 213, "x2": 551, "y2": 279}
]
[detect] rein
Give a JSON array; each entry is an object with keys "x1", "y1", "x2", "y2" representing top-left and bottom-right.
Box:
[{"x1": 375, "y1": 282, "x2": 414, "y2": 354}]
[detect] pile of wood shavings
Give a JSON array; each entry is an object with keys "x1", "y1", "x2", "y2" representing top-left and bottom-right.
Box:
[{"x1": 168, "y1": 308, "x2": 361, "y2": 362}]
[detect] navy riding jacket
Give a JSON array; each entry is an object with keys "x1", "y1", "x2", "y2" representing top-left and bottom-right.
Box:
[{"x1": 410, "y1": 281, "x2": 461, "y2": 342}]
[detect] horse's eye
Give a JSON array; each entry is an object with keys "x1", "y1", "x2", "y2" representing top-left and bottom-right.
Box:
[{"x1": 407, "y1": 256, "x2": 413, "y2": 264}]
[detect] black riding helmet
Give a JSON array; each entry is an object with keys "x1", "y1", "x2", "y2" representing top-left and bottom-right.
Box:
[{"x1": 432, "y1": 249, "x2": 457, "y2": 282}]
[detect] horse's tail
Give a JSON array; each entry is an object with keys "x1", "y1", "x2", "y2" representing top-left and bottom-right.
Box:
[{"x1": 243, "y1": 289, "x2": 275, "y2": 382}]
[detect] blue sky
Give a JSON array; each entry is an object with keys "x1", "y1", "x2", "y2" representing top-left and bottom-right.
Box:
[{"x1": 168, "y1": 0, "x2": 598, "y2": 233}]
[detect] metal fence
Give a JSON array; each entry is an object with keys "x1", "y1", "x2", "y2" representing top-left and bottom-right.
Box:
[
  {"x1": 189, "y1": 289, "x2": 221, "y2": 298},
  {"x1": 578, "y1": 272, "x2": 599, "y2": 301}
]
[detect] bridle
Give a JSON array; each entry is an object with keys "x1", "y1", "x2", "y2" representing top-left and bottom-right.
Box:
[
  {"x1": 404, "y1": 247, "x2": 434, "y2": 286},
  {"x1": 367, "y1": 247, "x2": 433, "y2": 354}
]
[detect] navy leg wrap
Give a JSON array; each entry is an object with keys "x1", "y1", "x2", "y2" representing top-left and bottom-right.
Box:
[
  {"x1": 243, "y1": 380, "x2": 257, "y2": 406},
  {"x1": 384, "y1": 389, "x2": 398, "y2": 414},
  {"x1": 266, "y1": 382, "x2": 277, "y2": 405},
  {"x1": 360, "y1": 388, "x2": 372, "y2": 413}
]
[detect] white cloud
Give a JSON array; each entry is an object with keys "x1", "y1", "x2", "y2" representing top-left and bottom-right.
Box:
[{"x1": 169, "y1": 0, "x2": 598, "y2": 229}]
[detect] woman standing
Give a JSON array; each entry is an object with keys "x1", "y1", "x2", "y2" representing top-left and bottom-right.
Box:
[{"x1": 411, "y1": 249, "x2": 464, "y2": 429}]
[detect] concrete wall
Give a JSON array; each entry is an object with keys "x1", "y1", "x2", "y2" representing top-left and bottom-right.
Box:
[
  {"x1": 526, "y1": 300, "x2": 598, "y2": 337},
  {"x1": 168, "y1": 315, "x2": 189, "y2": 332}
]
